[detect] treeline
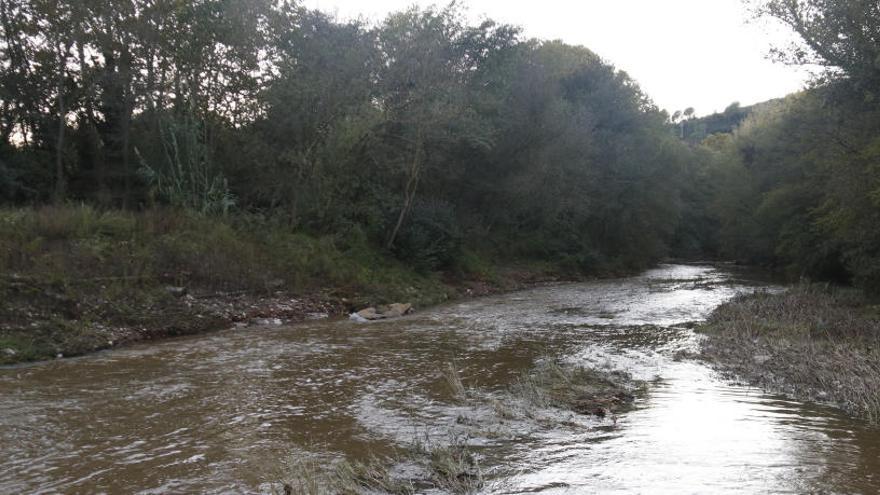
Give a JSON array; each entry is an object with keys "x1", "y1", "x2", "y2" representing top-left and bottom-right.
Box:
[
  {"x1": 690, "y1": 0, "x2": 880, "y2": 292},
  {"x1": 0, "y1": 1, "x2": 694, "y2": 273},
  {"x1": 673, "y1": 101, "x2": 776, "y2": 144},
  {"x1": 2, "y1": 0, "x2": 878, "y2": 292}
]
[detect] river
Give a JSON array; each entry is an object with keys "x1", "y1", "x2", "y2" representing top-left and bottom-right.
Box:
[{"x1": 1, "y1": 264, "x2": 878, "y2": 493}]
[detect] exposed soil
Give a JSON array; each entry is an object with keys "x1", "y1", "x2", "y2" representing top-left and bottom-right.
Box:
[{"x1": 0, "y1": 268, "x2": 569, "y2": 366}]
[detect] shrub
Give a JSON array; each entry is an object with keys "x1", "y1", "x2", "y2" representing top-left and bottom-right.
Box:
[{"x1": 392, "y1": 199, "x2": 462, "y2": 271}]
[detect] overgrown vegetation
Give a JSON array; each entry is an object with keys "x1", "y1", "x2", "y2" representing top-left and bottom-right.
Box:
[
  {"x1": 680, "y1": 0, "x2": 880, "y2": 292},
  {"x1": 274, "y1": 440, "x2": 483, "y2": 495},
  {"x1": 0, "y1": 1, "x2": 709, "y2": 364},
  {"x1": 700, "y1": 286, "x2": 880, "y2": 423},
  {"x1": 1, "y1": 0, "x2": 879, "y2": 367},
  {"x1": 0, "y1": 1, "x2": 696, "y2": 276},
  {"x1": 511, "y1": 361, "x2": 637, "y2": 417},
  {"x1": 0, "y1": 206, "x2": 477, "y2": 364}
]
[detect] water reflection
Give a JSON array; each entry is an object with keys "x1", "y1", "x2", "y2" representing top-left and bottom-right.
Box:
[{"x1": 0, "y1": 264, "x2": 877, "y2": 494}]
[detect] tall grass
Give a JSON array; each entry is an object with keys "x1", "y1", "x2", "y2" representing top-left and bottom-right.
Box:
[
  {"x1": 0, "y1": 205, "x2": 448, "y2": 296},
  {"x1": 0, "y1": 205, "x2": 456, "y2": 364}
]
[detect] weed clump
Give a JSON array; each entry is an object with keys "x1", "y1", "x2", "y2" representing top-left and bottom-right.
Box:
[
  {"x1": 511, "y1": 361, "x2": 637, "y2": 417},
  {"x1": 275, "y1": 440, "x2": 482, "y2": 495}
]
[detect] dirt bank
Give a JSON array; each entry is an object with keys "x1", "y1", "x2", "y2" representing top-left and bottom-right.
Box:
[{"x1": 0, "y1": 268, "x2": 566, "y2": 366}]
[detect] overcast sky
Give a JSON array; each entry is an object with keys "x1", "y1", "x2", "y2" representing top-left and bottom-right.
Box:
[{"x1": 304, "y1": 0, "x2": 811, "y2": 116}]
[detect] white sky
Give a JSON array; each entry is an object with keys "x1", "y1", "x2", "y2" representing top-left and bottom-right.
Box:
[{"x1": 304, "y1": 0, "x2": 812, "y2": 116}]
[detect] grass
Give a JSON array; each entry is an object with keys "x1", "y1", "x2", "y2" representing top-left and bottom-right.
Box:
[
  {"x1": 275, "y1": 455, "x2": 415, "y2": 495},
  {"x1": 699, "y1": 285, "x2": 880, "y2": 423},
  {"x1": 426, "y1": 443, "x2": 483, "y2": 494},
  {"x1": 510, "y1": 360, "x2": 637, "y2": 417},
  {"x1": 442, "y1": 361, "x2": 468, "y2": 401},
  {"x1": 0, "y1": 205, "x2": 575, "y2": 365},
  {"x1": 0, "y1": 205, "x2": 449, "y2": 297},
  {"x1": 275, "y1": 440, "x2": 482, "y2": 495},
  {"x1": 0, "y1": 206, "x2": 459, "y2": 364}
]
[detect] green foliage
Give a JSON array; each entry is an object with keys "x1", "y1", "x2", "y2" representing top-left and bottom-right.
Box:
[
  {"x1": 0, "y1": 1, "x2": 696, "y2": 277},
  {"x1": 698, "y1": 88, "x2": 880, "y2": 292},
  {"x1": 749, "y1": 0, "x2": 880, "y2": 86},
  {"x1": 0, "y1": 206, "x2": 458, "y2": 305},
  {"x1": 138, "y1": 114, "x2": 235, "y2": 215},
  {"x1": 391, "y1": 199, "x2": 462, "y2": 272}
]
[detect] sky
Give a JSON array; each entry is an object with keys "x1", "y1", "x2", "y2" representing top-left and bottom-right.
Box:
[{"x1": 303, "y1": 0, "x2": 812, "y2": 116}]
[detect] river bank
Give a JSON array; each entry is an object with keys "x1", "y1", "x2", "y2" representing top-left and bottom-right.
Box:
[
  {"x1": 0, "y1": 206, "x2": 585, "y2": 366},
  {"x1": 4, "y1": 264, "x2": 879, "y2": 493},
  {"x1": 0, "y1": 268, "x2": 566, "y2": 366},
  {"x1": 699, "y1": 285, "x2": 880, "y2": 423}
]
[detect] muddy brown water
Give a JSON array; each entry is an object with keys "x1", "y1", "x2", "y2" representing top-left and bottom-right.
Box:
[{"x1": 1, "y1": 264, "x2": 879, "y2": 494}]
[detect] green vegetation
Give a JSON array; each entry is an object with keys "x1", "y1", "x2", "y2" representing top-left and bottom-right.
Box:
[
  {"x1": 700, "y1": 286, "x2": 880, "y2": 423},
  {"x1": 0, "y1": 1, "x2": 703, "y2": 363},
  {"x1": 0, "y1": 1, "x2": 693, "y2": 275},
  {"x1": 1, "y1": 0, "x2": 879, "y2": 368},
  {"x1": 0, "y1": 206, "x2": 470, "y2": 364},
  {"x1": 672, "y1": 100, "x2": 778, "y2": 144},
  {"x1": 682, "y1": 1, "x2": 880, "y2": 421},
  {"x1": 683, "y1": 0, "x2": 880, "y2": 292}
]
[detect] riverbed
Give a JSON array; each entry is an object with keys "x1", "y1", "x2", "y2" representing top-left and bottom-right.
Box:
[{"x1": 1, "y1": 264, "x2": 878, "y2": 493}]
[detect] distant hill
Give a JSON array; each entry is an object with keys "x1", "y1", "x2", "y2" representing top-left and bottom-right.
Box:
[{"x1": 677, "y1": 99, "x2": 781, "y2": 143}]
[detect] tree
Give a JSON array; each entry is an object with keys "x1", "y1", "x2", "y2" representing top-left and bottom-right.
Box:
[
  {"x1": 749, "y1": 0, "x2": 880, "y2": 85},
  {"x1": 376, "y1": 5, "x2": 516, "y2": 249}
]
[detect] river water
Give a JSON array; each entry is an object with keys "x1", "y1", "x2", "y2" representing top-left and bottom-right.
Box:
[{"x1": 1, "y1": 264, "x2": 878, "y2": 493}]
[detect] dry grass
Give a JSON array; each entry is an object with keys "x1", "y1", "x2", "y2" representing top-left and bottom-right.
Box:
[
  {"x1": 274, "y1": 359, "x2": 643, "y2": 494},
  {"x1": 426, "y1": 443, "x2": 483, "y2": 494},
  {"x1": 276, "y1": 440, "x2": 482, "y2": 495},
  {"x1": 442, "y1": 361, "x2": 468, "y2": 401},
  {"x1": 700, "y1": 285, "x2": 880, "y2": 422},
  {"x1": 275, "y1": 455, "x2": 414, "y2": 495},
  {"x1": 510, "y1": 360, "x2": 637, "y2": 417}
]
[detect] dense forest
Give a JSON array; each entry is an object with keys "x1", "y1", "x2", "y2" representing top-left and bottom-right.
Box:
[{"x1": 0, "y1": 0, "x2": 878, "y2": 291}]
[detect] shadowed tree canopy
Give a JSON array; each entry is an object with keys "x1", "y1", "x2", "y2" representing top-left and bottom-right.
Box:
[{"x1": 3, "y1": 0, "x2": 878, "y2": 291}]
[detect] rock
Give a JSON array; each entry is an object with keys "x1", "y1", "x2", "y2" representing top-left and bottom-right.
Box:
[
  {"x1": 165, "y1": 286, "x2": 188, "y2": 298},
  {"x1": 353, "y1": 303, "x2": 413, "y2": 321},
  {"x1": 349, "y1": 312, "x2": 370, "y2": 323},
  {"x1": 3, "y1": 348, "x2": 16, "y2": 357},
  {"x1": 380, "y1": 303, "x2": 413, "y2": 318},
  {"x1": 355, "y1": 307, "x2": 382, "y2": 321}
]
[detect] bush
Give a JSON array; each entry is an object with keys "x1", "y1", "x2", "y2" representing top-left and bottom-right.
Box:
[{"x1": 391, "y1": 199, "x2": 462, "y2": 271}]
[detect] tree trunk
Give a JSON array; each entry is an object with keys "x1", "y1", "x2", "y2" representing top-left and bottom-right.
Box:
[
  {"x1": 386, "y1": 130, "x2": 424, "y2": 249},
  {"x1": 53, "y1": 43, "x2": 68, "y2": 204},
  {"x1": 120, "y1": 45, "x2": 134, "y2": 209}
]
